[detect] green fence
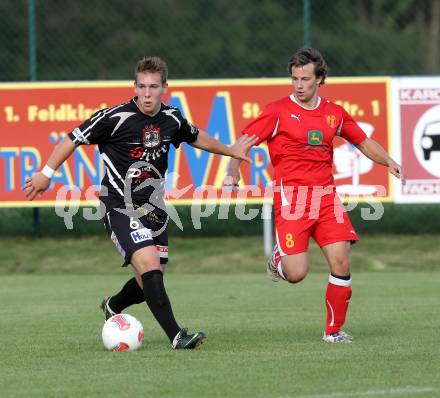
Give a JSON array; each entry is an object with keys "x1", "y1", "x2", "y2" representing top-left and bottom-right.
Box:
[
  {"x1": 1, "y1": 204, "x2": 439, "y2": 237},
  {"x1": 1, "y1": 0, "x2": 439, "y2": 81}
]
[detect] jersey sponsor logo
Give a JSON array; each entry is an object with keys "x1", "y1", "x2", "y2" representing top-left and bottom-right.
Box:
[
  {"x1": 290, "y1": 113, "x2": 301, "y2": 121},
  {"x1": 326, "y1": 114, "x2": 337, "y2": 128},
  {"x1": 127, "y1": 166, "x2": 159, "y2": 182},
  {"x1": 129, "y1": 145, "x2": 168, "y2": 162},
  {"x1": 156, "y1": 245, "x2": 169, "y2": 258},
  {"x1": 142, "y1": 124, "x2": 161, "y2": 148},
  {"x1": 130, "y1": 227, "x2": 153, "y2": 243},
  {"x1": 307, "y1": 130, "x2": 323, "y2": 145}
]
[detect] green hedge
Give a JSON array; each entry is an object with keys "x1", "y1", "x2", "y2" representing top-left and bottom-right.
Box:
[{"x1": 0, "y1": 203, "x2": 439, "y2": 237}]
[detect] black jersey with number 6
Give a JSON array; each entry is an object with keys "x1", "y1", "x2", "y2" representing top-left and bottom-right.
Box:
[{"x1": 68, "y1": 97, "x2": 199, "y2": 214}]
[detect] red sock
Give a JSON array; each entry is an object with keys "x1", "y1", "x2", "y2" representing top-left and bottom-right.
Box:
[{"x1": 325, "y1": 275, "x2": 352, "y2": 335}]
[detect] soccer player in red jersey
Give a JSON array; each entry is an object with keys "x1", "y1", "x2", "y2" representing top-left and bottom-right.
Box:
[{"x1": 224, "y1": 47, "x2": 405, "y2": 343}]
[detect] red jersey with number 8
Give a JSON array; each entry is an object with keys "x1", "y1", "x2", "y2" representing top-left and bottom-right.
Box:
[{"x1": 242, "y1": 95, "x2": 367, "y2": 187}]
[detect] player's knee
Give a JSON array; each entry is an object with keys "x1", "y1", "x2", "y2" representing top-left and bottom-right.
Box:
[
  {"x1": 283, "y1": 268, "x2": 307, "y2": 283},
  {"x1": 281, "y1": 257, "x2": 308, "y2": 283},
  {"x1": 286, "y1": 274, "x2": 306, "y2": 284},
  {"x1": 133, "y1": 260, "x2": 161, "y2": 275},
  {"x1": 330, "y1": 257, "x2": 351, "y2": 275}
]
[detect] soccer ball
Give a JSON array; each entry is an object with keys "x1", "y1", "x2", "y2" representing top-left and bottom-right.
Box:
[{"x1": 102, "y1": 314, "x2": 144, "y2": 352}]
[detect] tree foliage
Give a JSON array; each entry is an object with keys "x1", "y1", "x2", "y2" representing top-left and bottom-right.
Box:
[{"x1": 0, "y1": 0, "x2": 438, "y2": 81}]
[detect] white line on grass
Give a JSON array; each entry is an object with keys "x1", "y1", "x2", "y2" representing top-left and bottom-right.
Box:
[{"x1": 279, "y1": 386, "x2": 437, "y2": 398}]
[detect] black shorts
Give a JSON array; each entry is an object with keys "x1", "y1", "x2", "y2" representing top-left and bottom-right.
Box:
[{"x1": 103, "y1": 208, "x2": 168, "y2": 266}]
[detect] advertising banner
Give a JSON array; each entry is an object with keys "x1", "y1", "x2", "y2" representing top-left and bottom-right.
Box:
[
  {"x1": 391, "y1": 77, "x2": 440, "y2": 203},
  {"x1": 0, "y1": 78, "x2": 391, "y2": 207}
]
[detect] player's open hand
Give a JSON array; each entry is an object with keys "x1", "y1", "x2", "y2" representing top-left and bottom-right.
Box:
[
  {"x1": 229, "y1": 134, "x2": 258, "y2": 162},
  {"x1": 388, "y1": 160, "x2": 405, "y2": 185},
  {"x1": 23, "y1": 172, "x2": 51, "y2": 200}
]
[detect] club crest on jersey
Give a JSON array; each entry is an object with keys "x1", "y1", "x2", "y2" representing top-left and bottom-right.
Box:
[
  {"x1": 326, "y1": 114, "x2": 337, "y2": 128},
  {"x1": 308, "y1": 130, "x2": 323, "y2": 145},
  {"x1": 142, "y1": 124, "x2": 161, "y2": 148}
]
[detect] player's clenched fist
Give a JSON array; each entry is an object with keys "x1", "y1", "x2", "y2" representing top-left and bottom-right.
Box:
[{"x1": 24, "y1": 172, "x2": 50, "y2": 201}]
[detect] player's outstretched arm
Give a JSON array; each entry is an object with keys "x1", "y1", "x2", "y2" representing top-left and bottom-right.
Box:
[
  {"x1": 24, "y1": 136, "x2": 77, "y2": 200},
  {"x1": 356, "y1": 137, "x2": 405, "y2": 185},
  {"x1": 190, "y1": 130, "x2": 257, "y2": 162}
]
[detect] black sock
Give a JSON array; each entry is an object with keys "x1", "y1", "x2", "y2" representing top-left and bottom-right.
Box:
[
  {"x1": 109, "y1": 277, "x2": 145, "y2": 313},
  {"x1": 142, "y1": 270, "x2": 181, "y2": 342}
]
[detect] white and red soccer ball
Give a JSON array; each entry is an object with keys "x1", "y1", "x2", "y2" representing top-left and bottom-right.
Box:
[{"x1": 102, "y1": 314, "x2": 144, "y2": 352}]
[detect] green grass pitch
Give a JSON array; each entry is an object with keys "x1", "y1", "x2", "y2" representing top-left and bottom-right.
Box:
[{"x1": 0, "y1": 235, "x2": 439, "y2": 398}]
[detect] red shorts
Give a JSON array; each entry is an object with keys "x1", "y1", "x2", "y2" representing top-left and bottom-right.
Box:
[{"x1": 274, "y1": 186, "x2": 358, "y2": 255}]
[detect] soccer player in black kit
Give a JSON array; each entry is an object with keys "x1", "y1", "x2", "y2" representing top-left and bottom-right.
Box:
[{"x1": 24, "y1": 56, "x2": 257, "y2": 349}]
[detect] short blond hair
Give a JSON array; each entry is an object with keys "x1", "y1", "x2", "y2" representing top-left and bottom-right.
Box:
[{"x1": 134, "y1": 56, "x2": 168, "y2": 84}]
